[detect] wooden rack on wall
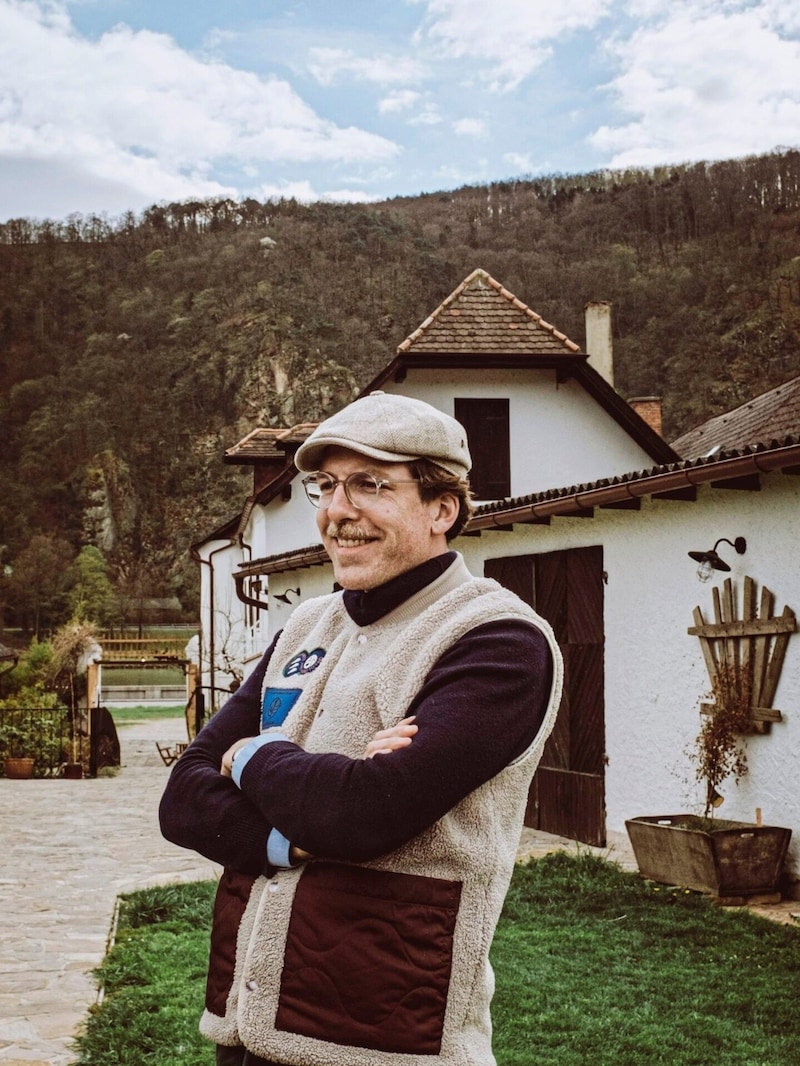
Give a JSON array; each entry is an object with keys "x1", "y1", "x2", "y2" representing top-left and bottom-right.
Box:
[{"x1": 688, "y1": 576, "x2": 796, "y2": 734}]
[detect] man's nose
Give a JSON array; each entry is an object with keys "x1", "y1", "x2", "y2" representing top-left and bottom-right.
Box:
[{"x1": 324, "y1": 480, "x2": 358, "y2": 519}]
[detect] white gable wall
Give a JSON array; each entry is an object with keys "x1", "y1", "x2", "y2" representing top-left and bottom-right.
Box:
[{"x1": 378, "y1": 369, "x2": 659, "y2": 495}]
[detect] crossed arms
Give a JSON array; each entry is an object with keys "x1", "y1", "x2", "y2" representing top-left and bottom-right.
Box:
[{"x1": 159, "y1": 620, "x2": 551, "y2": 872}]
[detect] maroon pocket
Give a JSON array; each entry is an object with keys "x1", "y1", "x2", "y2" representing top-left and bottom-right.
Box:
[
  {"x1": 205, "y1": 869, "x2": 258, "y2": 1016},
  {"x1": 276, "y1": 862, "x2": 462, "y2": 1055}
]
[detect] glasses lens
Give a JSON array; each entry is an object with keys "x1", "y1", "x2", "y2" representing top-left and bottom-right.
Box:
[
  {"x1": 345, "y1": 472, "x2": 381, "y2": 506},
  {"x1": 303, "y1": 474, "x2": 333, "y2": 507}
]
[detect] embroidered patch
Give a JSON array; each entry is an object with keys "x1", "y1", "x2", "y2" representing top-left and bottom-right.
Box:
[
  {"x1": 262, "y1": 688, "x2": 302, "y2": 729},
  {"x1": 282, "y1": 648, "x2": 326, "y2": 677}
]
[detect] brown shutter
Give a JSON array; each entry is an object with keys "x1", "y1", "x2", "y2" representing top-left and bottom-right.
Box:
[{"x1": 454, "y1": 398, "x2": 510, "y2": 499}]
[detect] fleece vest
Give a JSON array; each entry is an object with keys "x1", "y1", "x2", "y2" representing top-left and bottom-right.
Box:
[{"x1": 202, "y1": 556, "x2": 563, "y2": 1066}]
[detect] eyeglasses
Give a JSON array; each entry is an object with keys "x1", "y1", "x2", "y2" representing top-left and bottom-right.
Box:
[{"x1": 302, "y1": 471, "x2": 419, "y2": 509}]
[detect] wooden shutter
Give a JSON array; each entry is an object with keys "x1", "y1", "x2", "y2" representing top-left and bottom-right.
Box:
[
  {"x1": 486, "y1": 546, "x2": 606, "y2": 846},
  {"x1": 454, "y1": 398, "x2": 510, "y2": 499}
]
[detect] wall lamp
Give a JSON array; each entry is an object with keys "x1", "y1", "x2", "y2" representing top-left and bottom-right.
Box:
[
  {"x1": 274, "y1": 587, "x2": 301, "y2": 605},
  {"x1": 688, "y1": 537, "x2": 747, "y2": 583}
]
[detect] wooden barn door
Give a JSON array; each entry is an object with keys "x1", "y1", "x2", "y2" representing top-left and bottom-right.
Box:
[{"x1": 485, "y1": 547, "x2": 606, "y2": 846}]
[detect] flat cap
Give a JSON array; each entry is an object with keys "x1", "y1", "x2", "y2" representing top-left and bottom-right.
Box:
[{"x1": 295, "y1": 392, "x2": 471, "y2": 479}]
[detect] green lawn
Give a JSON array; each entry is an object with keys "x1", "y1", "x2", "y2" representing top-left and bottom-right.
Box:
[
  {"x1": 109, "y1": 705, "x2": 187, "y2": 723},
  {"x1": 104, "y1": 667, "x2": 185, "y2": 686},
  {"x1": 74, "y1": 853, "x2": 800, "y2": 1066}
]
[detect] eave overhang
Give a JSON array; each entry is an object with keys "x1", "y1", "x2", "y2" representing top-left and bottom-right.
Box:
[{"x1": 231, "y1": 438, "x2": 800, "y2": 590}]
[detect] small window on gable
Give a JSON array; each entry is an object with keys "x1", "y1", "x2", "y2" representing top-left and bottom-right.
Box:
[{"x1": 454, "y1": 398, "x2": 510, "y2": 500}]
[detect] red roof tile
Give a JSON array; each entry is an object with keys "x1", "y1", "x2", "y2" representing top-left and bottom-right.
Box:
[
  {"x1": 672, "y1": 375, "x2": 800, "y2": 459},
  {"x1": 398, "y1": 268, "x2": 582, "y2": 357},
  {"x1": 225, "y1": 424, "x2": 317, "y2": 463}
]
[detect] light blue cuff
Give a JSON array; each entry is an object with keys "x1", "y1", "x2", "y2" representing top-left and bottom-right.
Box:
[
  {"x1": 231, "y1": 731, "x2": 290, "y2": 788},
  {"x1": 267, "y1": 828, "x2": 298, "y2": 869}
]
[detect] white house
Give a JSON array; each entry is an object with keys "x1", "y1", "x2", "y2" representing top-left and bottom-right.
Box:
[{"x1": 193, "y1": 268, "x2": 800, "y2": 895}]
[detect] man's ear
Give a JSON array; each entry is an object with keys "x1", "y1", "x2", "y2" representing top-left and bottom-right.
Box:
[{"x1": 430, "y1": 492, "x2": 459, "y2": 535}]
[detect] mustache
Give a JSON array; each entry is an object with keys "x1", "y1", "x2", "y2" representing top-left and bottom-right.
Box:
[{"x1": 325, "y1": 521, "x2": 374, "y2": 539}]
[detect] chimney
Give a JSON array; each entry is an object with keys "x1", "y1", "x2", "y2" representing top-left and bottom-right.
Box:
[
  {"x1": 628, "y1": 396, "x2": 663, "y2": 437},
  {"x1": 584, "y1": 301, "x2": 614, "y2": 387}
]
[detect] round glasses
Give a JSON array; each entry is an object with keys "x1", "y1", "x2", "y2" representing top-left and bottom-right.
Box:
[{"x1": 302, "y1": 471, "x2": 419, "y2": 509}]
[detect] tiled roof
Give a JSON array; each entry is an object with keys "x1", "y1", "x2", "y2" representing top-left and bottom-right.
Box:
[
  {"x1": 470, "y1": 433, "x2": 800, "y2": 526},
  {"x1": 225, "y1": 428, "x2": 287, "y2": 462},
  {"x1": 397, "y1": 268, "x2": 582, "y2": 357},
  {"x1": 672, "y1": 375, "x2": 800, "y2": 459},
  {"x1": 224, "y1": 424, "x2": 317, "y2": 463}
]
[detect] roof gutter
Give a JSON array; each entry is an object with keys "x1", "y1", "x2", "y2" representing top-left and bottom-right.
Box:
[
  {"x1": 469, "y1": 442, "x2": 800, "y2": 530},
  {"x1": 229, "y1": 441, "x2": 800, "y2": 583}
]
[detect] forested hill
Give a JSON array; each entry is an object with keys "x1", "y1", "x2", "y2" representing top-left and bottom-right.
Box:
[{"x1": 2, "y1": 148, "x2": 799, "y2": 627}]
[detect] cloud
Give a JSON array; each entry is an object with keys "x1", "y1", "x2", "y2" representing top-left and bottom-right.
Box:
[
  {"x1": 378, "y1": 89, "x2": 423, "y2": 114},
  {"x1": 503, "y1": 151, "x2": 533, "y2": 171},
  {"x1": 0, "y1": 0, "x2": 399, "y2": 219},
  {"x1": 255, "y1": 179, "x2": 383, "y2": 204},
  {"x1": 590, "y1": 3, "x2": 800, "y2": 166},
  {"x1": 412, "y1": 0, "x2": 612, "y2": 91},
  {"x1": 453, "y1": 117, "x2": 487, "y2": 138},
  {"x1": 408, "y1": 106, "x2": 443, "y2": 126},
  {"x1": 307, "y1": 47, "x2": 427, "y2": 86}
]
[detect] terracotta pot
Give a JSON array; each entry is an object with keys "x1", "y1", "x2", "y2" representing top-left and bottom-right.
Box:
[{"x1": 3, "y1": 756, "x2": 35, "y2": 779}]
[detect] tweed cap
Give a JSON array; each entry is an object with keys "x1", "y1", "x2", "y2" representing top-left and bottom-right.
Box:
[{"x1": 295, "y1": 392, "x2": 472, "y2": 479}]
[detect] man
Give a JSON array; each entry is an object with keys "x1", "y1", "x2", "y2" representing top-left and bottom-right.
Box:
[{"x1": 160, "y1": 391, "x2": 563, "y2": 1066}]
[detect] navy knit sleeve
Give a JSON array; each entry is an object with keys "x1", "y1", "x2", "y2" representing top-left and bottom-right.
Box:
[
  {"x1": 235, "y1": 619, "x2": 552, "y2": 862},
  {"x1": 158, "y1": 632, "x2": 280, "y2": 873}
]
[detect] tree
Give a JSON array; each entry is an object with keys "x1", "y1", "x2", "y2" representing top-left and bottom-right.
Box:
[
  {"x1": 67, "y1": 546, "x2": 117, "y2": 626},
  {"x1": 6, "y1": 534, "x2": 75, "y2": 636}
]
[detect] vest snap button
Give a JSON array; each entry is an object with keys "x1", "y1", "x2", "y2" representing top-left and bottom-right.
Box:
[
  {"x1": 268, "y1": 881, "x2": 279, "y2": 892},
  {"x1": 246, "y1": 979, "x2": 258, "y2": 991},
  {"x1": 357, "y1": 634, "x2": 367, "y2": 644}
]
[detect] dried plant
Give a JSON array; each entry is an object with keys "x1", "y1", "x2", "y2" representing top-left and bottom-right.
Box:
[{"x1": 692, "y1": 660, "x2": 752, "y2": 818}]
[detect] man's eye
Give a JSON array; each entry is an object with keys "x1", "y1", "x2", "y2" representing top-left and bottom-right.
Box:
[
  {"x1": 316, "y1": 478, "x2": 336, "y2": 493},
  {"x1": 351, "y1": 475, "x2": 380, "y2": 494}
]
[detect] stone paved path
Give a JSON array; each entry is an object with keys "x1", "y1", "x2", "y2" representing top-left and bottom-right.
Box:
[
  {"x1": 0, "y1": 717, "x2": 220, "y2": 1066},
  {"x1": 1, "y1": 717, "x2": 796, "y2": 1065}
]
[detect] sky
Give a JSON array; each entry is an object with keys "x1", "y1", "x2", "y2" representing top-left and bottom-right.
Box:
[{"x1": 0, "y1": 0, "x2": 799, "y2": 223}]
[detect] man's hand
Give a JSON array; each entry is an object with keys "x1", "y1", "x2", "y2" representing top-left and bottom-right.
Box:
[
  {"x1": 220, "y1": 737, "x2": 257, "y2": 778},
  {"x1": 363, "y1": 716, "x2": 418, "y2": 759}
]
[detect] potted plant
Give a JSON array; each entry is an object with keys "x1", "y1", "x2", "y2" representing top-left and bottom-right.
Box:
[
  {"x1": 0, "y1": 720, "x2": 36, "y2": 777},
  {"x1": 626, "y1": 661, "x2": 792, "y2": 901}
]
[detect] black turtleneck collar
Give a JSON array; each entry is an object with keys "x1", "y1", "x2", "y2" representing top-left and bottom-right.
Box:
[{"x1": 342, "y1": 551, "x2": 457, "y2": 627}]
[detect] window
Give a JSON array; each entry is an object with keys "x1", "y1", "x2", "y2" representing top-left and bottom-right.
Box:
[{"x1": 454, "y1": 398, "x2": 510, "y2": 500}]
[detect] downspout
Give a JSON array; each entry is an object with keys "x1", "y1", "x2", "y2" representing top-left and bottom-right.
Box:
[{"x1": 190, "y1": 540, "x2": 233, "y2": 707}]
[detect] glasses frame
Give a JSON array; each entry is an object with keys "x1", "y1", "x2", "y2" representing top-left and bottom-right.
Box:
[{"x1": 302, "y1": 471, "x2": 420, "y2": 509}]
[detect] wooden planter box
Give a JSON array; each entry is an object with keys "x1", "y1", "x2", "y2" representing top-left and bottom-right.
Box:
[{"x1": 625, "y1": 815, "x2": 792, "y2": 900}]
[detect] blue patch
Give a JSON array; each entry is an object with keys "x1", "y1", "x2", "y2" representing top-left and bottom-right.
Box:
[
  {"x1": 262, "y1": 688, "x2": 302, "y2": 729},
  {"x1": 282, "y1": 647, "x2": 326, "y2": 677}
]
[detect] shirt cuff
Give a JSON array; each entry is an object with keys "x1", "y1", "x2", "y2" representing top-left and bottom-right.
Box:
[
  {"x1": 267, "y1": 828, "x2": 300, "y2": 869},
  {"x1": 231, "y1": 731, "x2": 290, "y2": 788}
]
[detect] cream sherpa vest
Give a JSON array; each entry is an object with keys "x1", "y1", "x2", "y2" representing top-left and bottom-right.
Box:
[{"x1": 202, "y1": 556, "x2": 563, "y2": 1066}]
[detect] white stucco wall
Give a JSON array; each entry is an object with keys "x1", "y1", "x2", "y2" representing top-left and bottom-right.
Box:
[
  {"x1": 461, "y1": 472, "x2": 800, "y2": 884},
  {"x1": 379, "y1": 369, "x2": 659, "y2": 496}
]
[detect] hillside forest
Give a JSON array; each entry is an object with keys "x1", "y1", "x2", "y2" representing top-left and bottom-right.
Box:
[{"x1": 1, "y1": 148, "x2": 799, "y2": 634}]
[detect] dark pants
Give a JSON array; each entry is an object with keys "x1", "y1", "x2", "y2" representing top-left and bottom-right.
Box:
[{"x1": 215, "y1": 1047, "x2": 283, "y2": 1066}]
